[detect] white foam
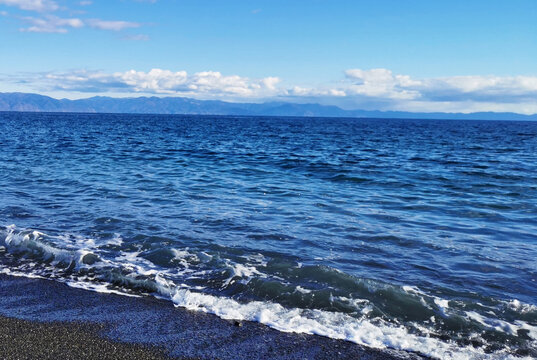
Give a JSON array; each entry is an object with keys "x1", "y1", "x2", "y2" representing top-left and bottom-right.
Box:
[
  {"x1": 222, "y1": 262, "x2": 265, "y2": 287},
  {"x1": 0, "y1": 266, "x2": 46, "y2": 279},
  {"x1": 169, "y1": 248, "x2": 198, "y2": 270},
  {"x1": 466, "y1": 311, "x2": 520, "y2": 336},
  {"x1": 434, "y1": 297, "x2": 450, "y2": 317},
  {"x1": 107, "y1": 233, "x2": 124, "y2": 246},
  {"x1": 295, "y1": 286, "x2": 312, "y2": 294},
  {"x1": 514, "y1": 321, "x2": 537, "y2": 341},
  {"x1": 243, "y1": 253, "x2": 268, "y2": 267},
  {"x1": 505, "y1": 299, "x2": 537, "y2": 314},
  {"x1": 114, "y1": 251, "x2": 159, "y2": 276},
  {"x1": 402, "y1": 285, "x2": 425, "y2": 295},
  {"x1": 3, "y1": 225, "x2": 99, "y2": 270},
  {"x1": 171, "y1": 248, "x2": 194, "y2": 259},
  {"x1": 167, "y1": 287, "x2": 492, "y2": 360},
  {"x1": 334, "y1": 295, "x2": 371, "y2": 312},
  {"x1": 198, "y1": 252, "x2": 213, "y2": 262},
  {"x1": 66, "y1": 280, "x2": 140, "y2": 297}
]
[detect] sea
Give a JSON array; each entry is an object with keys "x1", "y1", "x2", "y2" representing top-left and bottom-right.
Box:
[{"x1": 0, "y1": 112, "x2": 536, "y2": 359}]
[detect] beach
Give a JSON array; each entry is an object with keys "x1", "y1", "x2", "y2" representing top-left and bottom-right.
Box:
[{"x1": 0, "y1": 274, "x2": 423, "y2": 359}]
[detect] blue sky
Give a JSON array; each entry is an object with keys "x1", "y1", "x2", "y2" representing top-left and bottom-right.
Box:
[{"x1": 1, "y1": 0, "x2": 536, "y2": 113}]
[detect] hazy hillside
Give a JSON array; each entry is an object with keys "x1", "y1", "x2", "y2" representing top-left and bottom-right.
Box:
[{"x1": 1, "y1": 92, "x2": 535, "y2": 121}]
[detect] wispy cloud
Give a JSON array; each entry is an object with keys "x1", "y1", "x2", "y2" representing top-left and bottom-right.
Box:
[
  {"x1": 1, "y1": 0, "x2": 144, "y2": 34},
  {"x1": 20, "y1": 15, "x2": 83, "y2": 33},
  {"x1": 87, "y1": 19, "x2": 141, "y2": 31},
  {"x1": 0, "y1": 0, "x2": 58, "y2": 12},
  {"x1": 18, "y1": 15, "x2": 141, "y2": 33},
  {"x1": 122, "y1": 33, "x2": 150, "y2": 41},
  {"x1": 288, "y1": 86, "x2": 346, "y2": 97}
]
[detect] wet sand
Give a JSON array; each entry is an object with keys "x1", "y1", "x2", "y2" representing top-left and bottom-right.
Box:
[{"x1": 0, "y1": 274, "x2": 426, "y2": 360}]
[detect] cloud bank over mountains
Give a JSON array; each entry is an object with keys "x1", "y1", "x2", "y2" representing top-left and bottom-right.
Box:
[
  {"x1": 339, "y1": 69, "x2": 537, "y2": 114},
  {"x1": 6, "y1": 67, "x2": 537, "y2": 115},
  {"x1": 38, "y1": 69, "x2": 281, "y2": 98},
  {"x1": 343, "y1": 68, "x2": 537, "y2": 104}
]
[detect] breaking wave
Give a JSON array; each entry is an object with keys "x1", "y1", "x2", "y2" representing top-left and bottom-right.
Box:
[{"x1": 1, "y1": 225, "x2": 536, "y2": 359}]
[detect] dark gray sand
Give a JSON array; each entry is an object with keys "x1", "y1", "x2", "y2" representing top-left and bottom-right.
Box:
[
  {"x1": 0, "y1": 316, "x2": 170, "y2": 360},
  {"x1": 0, "y1": 274, "x2": 427, "y2": 360}
]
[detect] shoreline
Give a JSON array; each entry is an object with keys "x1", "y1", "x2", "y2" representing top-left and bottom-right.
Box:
[{"x1": 0, "y1": 273, "x2": 425, "y2": 360}]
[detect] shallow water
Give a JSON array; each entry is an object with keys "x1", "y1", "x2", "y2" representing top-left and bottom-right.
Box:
[{"x1": 1, "y1": 112, "x2": 536, "y2": 358}]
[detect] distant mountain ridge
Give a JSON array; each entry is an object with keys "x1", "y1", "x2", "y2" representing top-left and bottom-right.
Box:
[{"x1": 0, "y1": 92, "x2": 536, "y2": 121}]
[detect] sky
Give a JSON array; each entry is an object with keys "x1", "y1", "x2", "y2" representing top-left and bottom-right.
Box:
[{"x1": 1, "y1": 0, "x2": 536, "y2": 113}]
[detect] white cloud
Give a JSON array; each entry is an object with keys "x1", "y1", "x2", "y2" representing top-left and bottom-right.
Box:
[
  {"x1": 422, "y1": 75, "x2": 537, "y2": 102},
  {"x1": 122, "y1": 34, "x2": 149, "y2": 41},
  {"x1": 18, "y1": 15, "x2": 142, "y2": 33},
  {"x1": 288, "y1": 86, "x2": 346, "y2": 97},
  {"x1": 116, "y1": 69, "x2": 188, "y2": 93},
  {"x1": 344, "y1": 68, "x2": 537, "y2": 103},
  {"x1": 87, "y1": 19, "x2": 141, "y2": 31},
  {"x1": 20, "y1": 15, "x2": 83, "y2": 33},
  {"x1": 344, "y1": 68, "x2": 421, "y2": 100},
  {"x1": 261, "y1": 77, "x2": 280, "y2": 90},
  {"x1": 38, "y1": 69, "x2": 283, "y2": 99},
  {"x1": 0, "y1": 0, "x2": 58, "y2": 12}
]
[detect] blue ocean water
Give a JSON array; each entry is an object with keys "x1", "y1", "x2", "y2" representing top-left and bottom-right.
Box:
[{"x1": 0, "y1": 112, "x2": 536, "y2": 358}]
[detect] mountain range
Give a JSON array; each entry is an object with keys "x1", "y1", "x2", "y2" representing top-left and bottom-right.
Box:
[{"x1": 0, "y1": 92, "x2": 535, "y2": 121}]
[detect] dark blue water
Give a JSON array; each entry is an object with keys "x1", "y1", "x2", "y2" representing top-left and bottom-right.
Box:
[{"x1": 1, "y1": 112, "x2": 536, "y2": 358}]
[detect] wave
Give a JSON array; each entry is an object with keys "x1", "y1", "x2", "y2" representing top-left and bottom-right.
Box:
[{"x1": 1, "y1": 225, "x2": 535, "y2": 359}]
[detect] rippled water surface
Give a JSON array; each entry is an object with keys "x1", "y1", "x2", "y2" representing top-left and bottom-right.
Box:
[{"x1": 1, "y1": 113, "x2": 536, "y2": 358}]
